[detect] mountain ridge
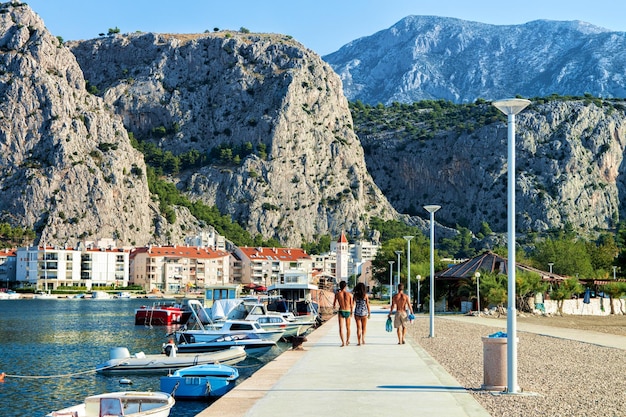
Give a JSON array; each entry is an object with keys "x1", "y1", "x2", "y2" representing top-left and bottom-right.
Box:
[{"x1": 324, "y1": 15, "x2": 626, "y2": 104}]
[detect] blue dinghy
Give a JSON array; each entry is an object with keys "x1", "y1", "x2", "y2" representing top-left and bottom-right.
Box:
[{"x1": 160, "y1": 363, "x2": 239, "y2": 399}]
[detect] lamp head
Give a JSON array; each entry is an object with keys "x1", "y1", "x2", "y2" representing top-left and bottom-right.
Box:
[
  {"x1": 493, "y1": 98, "x2": 530, "y2": 115},
  {"x1": 424, "y1": 205, "x2": 441, "y2": 213}
]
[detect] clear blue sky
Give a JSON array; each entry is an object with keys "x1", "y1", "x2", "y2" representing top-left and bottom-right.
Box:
[{"x1": 25, "y1": 0, "x2": 626, "y2": 56}]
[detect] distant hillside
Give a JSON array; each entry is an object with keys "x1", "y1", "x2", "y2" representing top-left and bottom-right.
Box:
[
  {"x1": 324, "y1": 16, "x2": 626, "y2": 104},
  {"x1": 353, "y1": 96, "x2": 626, "y2": 237}
]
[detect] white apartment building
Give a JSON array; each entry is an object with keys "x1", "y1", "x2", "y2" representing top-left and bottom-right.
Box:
[
  {"x1": 15, "y1": 244, "x2": 129, "y2": 291},
  {"x1": 184, "y1": 228, "x2": 226, "y2": 251},
  {"x1": 130, "y1": 245, "x2": 230, "y2": 293}
]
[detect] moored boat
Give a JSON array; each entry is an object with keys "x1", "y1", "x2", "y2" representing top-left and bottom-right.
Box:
[
  {"x1": 115, "y1": 291, "x2": 132, "y2": 299},
  {"x1": 33, "y1": 291, "x2": 57, "y2": 299},
  {"x1": 0, "y1": 290, "x2": 21, "y2": 300},
  {"x1": 91, "y1": 291, "x2": 112, "y2": 299},
  {"x1": 160, "y1": 363, "x2": 239, "y2": 399},
  {"x1": 135, "y1": 301, "x2": 192, "y2": 326},
  {"x1": 177, "y1": 299, "x2": 285, "y2": 342},
  {"x1": 239, "y1": 301, "x2": 317, "y2": 339},
  {"x1": 96, "y1": 346, "x2": 246, "y2": 374},
  {"x1": 176, "y1": 333, "x2": 276, "y2": 356},
  {"x1": 46, "y1": 391, "x2": 175, "y2": 417}
]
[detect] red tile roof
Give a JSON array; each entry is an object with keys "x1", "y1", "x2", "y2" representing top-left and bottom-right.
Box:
[
  {"x1": 238, "y1": 247, "x2": 311, "y2": 261},
  {"x1": 131, "y1": 245, "x2": 229, "y2": 259}
]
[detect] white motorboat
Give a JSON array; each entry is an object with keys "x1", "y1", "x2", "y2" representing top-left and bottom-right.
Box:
[
  {"x1": 239, "y1": 301, "x2": 316, "y2": 339},
  {"x1": 0, "y1": 290, "x2": 21, "y2": 300},
  {"x1": 91, "y1": 290, "x2": 112, "y2": 299},
  {"x1": 176, "y1": 332, "x2": 276, "y2": 356},
  {"x1": 176, "y1": 300, "x2": 285, "y2": 343},
  {"x1": 160, "y1": 363, "x2": 239, "y2": 398},
  {"x1": 33, "y1": 291, "x2": 57, "y2": 299},
  {"x1": 96, "y1": 346, "x2": 246, "y2": 374},
  {"x1": 115, "y1": 291, "x2": 132, "y2": 299},
  {"x1": 46, "y1": 391, "x2": 174, "y2": 417}
]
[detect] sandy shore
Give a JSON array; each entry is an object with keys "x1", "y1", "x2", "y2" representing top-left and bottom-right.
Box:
[{"x1": 408, "y1": 315, "x2": 626, "y2": 417}]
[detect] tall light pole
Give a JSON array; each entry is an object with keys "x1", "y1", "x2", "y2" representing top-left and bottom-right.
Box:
[
  {"x1": 474, "y1": 271, "x2": 481, "y2": 314},
  {"x1": 494, "y1": 98, "x2": 530, "y2": 394},
  {"x1": 404, "y1": 236, "x2": 414, "y2": 305},
  {"x1": 424, "y1": 204, "x2": 441, "y2": 338},
  {"x1": 394, "y1": 250, "x2": 402, "y2": 290},
  {"x1": 416, "y1": 275, "x2": 421, "y2": 312},
  {"x1": 613, "y1": 266, "x2": 617, "y2": 280},
  {"x1": 388, "y1": 261, "x2": 394, "y2": 304}
]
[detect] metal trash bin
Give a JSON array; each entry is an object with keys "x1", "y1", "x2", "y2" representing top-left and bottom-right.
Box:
[{"x1": 481, "y1": 332, "x2": 508, "y2": 391}]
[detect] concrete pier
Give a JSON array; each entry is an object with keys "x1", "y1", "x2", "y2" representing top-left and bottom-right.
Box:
[{"x1": 196, "y1": 311, "x2": 491, "y2": 417}]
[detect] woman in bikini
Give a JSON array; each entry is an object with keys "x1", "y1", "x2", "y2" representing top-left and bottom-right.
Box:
[{"x1": 353, "y1": 282, "x2": 371, "y2": 345}]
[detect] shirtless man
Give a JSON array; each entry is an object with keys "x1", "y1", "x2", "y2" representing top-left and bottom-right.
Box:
[
  {"x1": 333, "y1": 280, "x2": 354, "y2": 346},
  {"x1": 388, "y1": 283, "x2": 413, "y2": 344}
]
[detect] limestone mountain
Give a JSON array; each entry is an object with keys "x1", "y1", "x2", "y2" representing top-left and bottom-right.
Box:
[
  {"x1": 357, "y1": 98, "x2": 626, "y2": 236},
  {"x1": 0, "y1": 2, "x2": 396, "y2": 248},
  {"x1": 68, "y1": 30, "x2": 397, "y2": 246},
  {"x1": 0, "y1": 2, "x2": 156, "y2": 247},
  {"x1": 324, "y1": 16, "x2": 626, "y2": 105}
]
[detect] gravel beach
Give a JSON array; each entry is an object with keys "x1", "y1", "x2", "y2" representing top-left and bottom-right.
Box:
[{"x1": 408, "y1": 315, "x2": 626, "y2": 417}]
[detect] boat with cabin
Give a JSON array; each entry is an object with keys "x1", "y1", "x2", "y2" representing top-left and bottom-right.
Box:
[
  {"x1": 160, "y1": 363, "x2": 239, "y2": 399},
  {"x1": 208, "y1": 298, "x2": 317, "y2": 339},
  {"x1": 174, "y1": 300, "x2": 285, "y2": 343},
  {"x1": 134, "y1": 301, "x2": 192, "y2": 326},
  {"x1": 95, "y1": 346, "x2": 246, "y2": 374},
  {"x1": 46, "y1": 391, "x2": 175, "y2": 417}
]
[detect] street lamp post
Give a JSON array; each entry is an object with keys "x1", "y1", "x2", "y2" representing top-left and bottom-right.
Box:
[
  {"x1": 494, "y1": 98, "x2": 530, "y2": 394},
  {"x1": 474, "y1": 271, "x2": 481, "y2": 314},
  {"x1": 416, "y1": 275, "x2": 421, "y2": 312},
  {"x1": 424, "y1": 204, "x2": 441, "y2": 338},
  {"x1": 404, "y1": 236, "x2": 414, "y2": 305},
  {"x1": 388, "y1": 261, "x2": 395, "y2": 304},
  {"x1": 394, "y1": 250, "x2": 402, "y2": 290},
  {"x1": 613, "y1": 266, "x2": 617, "y2": 280}
]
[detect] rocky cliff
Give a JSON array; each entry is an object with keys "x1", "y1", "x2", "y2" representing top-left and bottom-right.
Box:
[
  {"x1": 69, "y1": 30, "x2": 396, "y2": 246},
  {"x1": 0, "y1": 2, "x2": 157, "y2": 247},
  {"x1": 360, "y1": 99, "x2": 626, "y2": 235}
]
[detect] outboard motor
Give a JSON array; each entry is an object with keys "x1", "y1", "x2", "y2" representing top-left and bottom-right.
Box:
[{"x1": 109, "y1": 347, "x2": 131, "y2": 360}]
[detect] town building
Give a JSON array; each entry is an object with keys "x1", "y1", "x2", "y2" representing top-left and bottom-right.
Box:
[
  {"x1": 184, "y1": 228, "x2": 227, "y2": 251},
  {"x1": 15, "y1": 242, "x2": 130, "y2": 291},
  {"x1": 0, "y1": 248, "x2": 16, "y2": 289},
  {"x1": 129, "y1": 245, "x2": 230, "y2": 293},
  {"x1": 233, "y1": 247, "x2": 313, "y2": 287}
]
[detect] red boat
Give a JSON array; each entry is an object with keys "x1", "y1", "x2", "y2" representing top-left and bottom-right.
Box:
[{"x1": 134, "y1": 302, "x2": 192, "y2": 326}]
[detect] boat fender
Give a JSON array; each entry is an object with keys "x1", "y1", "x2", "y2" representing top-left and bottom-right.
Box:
[{"x1": 119, "y1": 378, "x2": 132, "y2": 385}]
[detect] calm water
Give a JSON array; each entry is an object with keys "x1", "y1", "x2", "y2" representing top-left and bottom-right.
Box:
[{"x1": 0, "y1": 298, "x2": 286, "y2": 417}]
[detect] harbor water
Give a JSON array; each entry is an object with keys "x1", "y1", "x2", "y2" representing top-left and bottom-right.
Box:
[{"x1": 0, "y1": 298, "x2": 288, "y2": 417}]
